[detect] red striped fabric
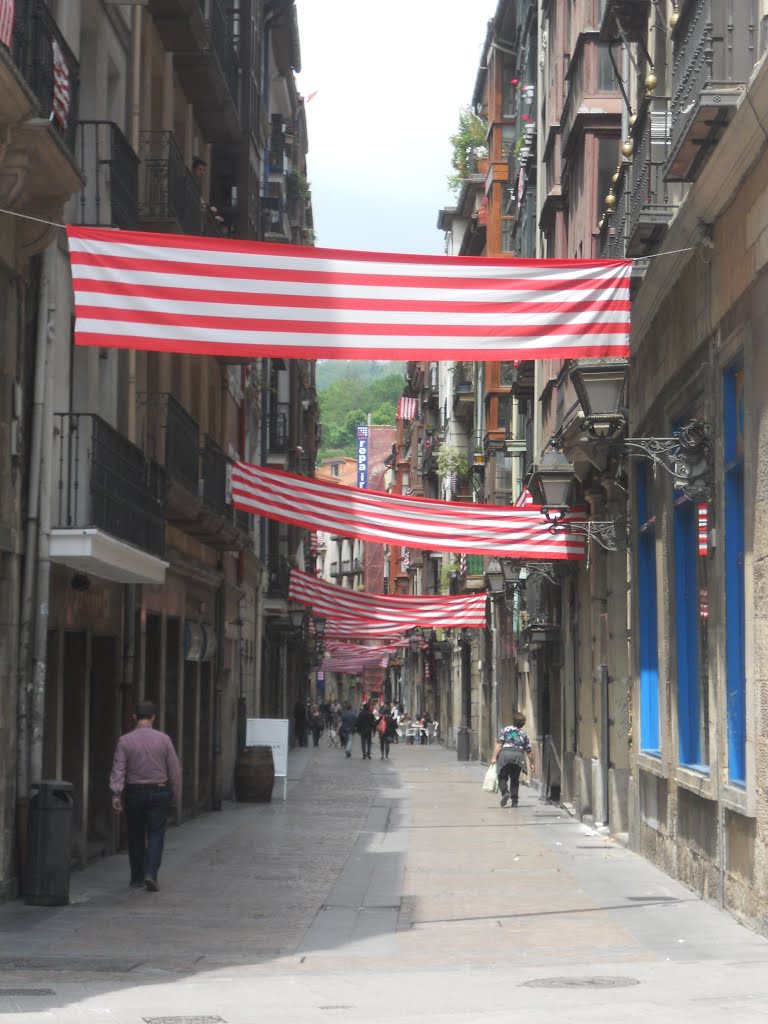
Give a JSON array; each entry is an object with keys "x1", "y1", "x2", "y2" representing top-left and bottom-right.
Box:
[
  {"x1": 66, "y1": 227, "x2": 631, "y2": 361},
  {"x1": 52, "y1": 38, "x2": 70, "y2": 128},
  {"x1": 289, "y1": 569, "x2": 487, "y2": 627},
  {"x1": 398, "y1": 396, "x2": 418, "y2": 420},
  {"x1": 0, "y1": 0, "x2": 14, "y2": 48},
  {"x1": 233, "y1": 462, "x2": 586, "y2": 559},
  {"x1": 697, "y1": 503, "x2": 708, "y2": 556}
]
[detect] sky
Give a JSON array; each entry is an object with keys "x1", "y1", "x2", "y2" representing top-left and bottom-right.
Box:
[{"x1": 295, "y1": 0, "x2": 497, "y2": 257}]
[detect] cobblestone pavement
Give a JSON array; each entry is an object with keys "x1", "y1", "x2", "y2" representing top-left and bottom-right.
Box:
[{"x1": 1, "y1": 742, "x2": 768, "y2": 1022}]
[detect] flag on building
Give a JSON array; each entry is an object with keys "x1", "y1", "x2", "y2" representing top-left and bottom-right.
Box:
[
  {"x1": 697, "y1": 503, "x2": 708, "y2": 556},
  {"x1": 233, "y1": 462, "x2": 587, "y2": 559},
  {"x1": 67, "y1": 226, "x2": 632, "y2": 362},
  {"x1": 0, "y1": 0, "x2": 14, "y2": 49},
  {"x1": 397, "y1": 396, "x2": 418, "y2": 421},
  {"x1": 52, "y1": 38, "x2": 70, "y2": 128}
]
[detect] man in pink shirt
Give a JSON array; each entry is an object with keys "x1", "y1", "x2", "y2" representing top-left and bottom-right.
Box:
[{"x1": 110, "y1": 700, "x2": 181, "y2": 892}]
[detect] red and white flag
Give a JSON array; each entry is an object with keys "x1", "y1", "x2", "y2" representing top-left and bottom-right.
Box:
[
  {"x1": 233, "y1": 462, "x2": 586, "y2": 559},
  {"x1": 0, "y1": 0, "x2": 14, "y2": 48},
  {"x1": 66, "y1": 226, "x2": 631, "y2": 362},
  {"x1": 52, "y1": 38, "x2": 70, "y2": 128},
  {"x1": 513, "y1": 488, "x2": 535, "y2": 507},
  {"x1": 289, "y1": 569, "x2": 488, "y2": 628},
  {"x1": 397, "y1": 396, "x2": 418, "y2": 421}
]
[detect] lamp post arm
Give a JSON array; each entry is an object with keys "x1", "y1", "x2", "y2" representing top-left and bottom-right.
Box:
[
  {"x1": 549, "y1": 519, "x2": 628, "y2": 552},
  {"x1": 622, "y1": 435, "x2": 685, "y2": 477}
]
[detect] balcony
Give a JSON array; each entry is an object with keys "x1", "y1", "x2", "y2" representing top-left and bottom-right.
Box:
[
  {"x1": 141, "y1": 395, "x2": 249, "y2": 551},
  {"x1": 262, "y1": 195, "x2": 289, "y2": 243},
  {"x1": 666, "y1": 0, "x2": 758, "y2": 182},
  {"x1": 599, "y1": 0, "x2": 651, "y2": 43},
  {"x1": 147, "y1": 0, "x2": 207, "y2": 52},
  {"x1": 74, "y1": 121, "x2": 139, "y2": 230},
  {"x1": 2, "y1": 1, "x2": 82, "y2": 242},
  {"x1": 138, "y1": 131, "x2": 202, "y2": 235},
  {"x1": 267, "y1": 401, "x2": 290, "y2": 457},
  {"x1": 453, "y1": 361, "x2": 475, "y2": 420},
  {"x1": 186, "y1": 436, "x2": 249, "y2": 551},
  {"x1": 173, "y1": 0, "x2": 240, "y2": 143},
  {"x1": 625, "y1": 97, "x2": 680, "y2": 256},
  {"x1": 50, "y1": 414, "x2": 168, "y2": 584}
]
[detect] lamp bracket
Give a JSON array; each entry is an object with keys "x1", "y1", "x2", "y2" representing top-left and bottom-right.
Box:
[
  {"x1": 549, "y1": 519, "x2": 628, "y2": 552},
  {"x1": 524, "y1": 562, "x2": 559, "y2": 584}
]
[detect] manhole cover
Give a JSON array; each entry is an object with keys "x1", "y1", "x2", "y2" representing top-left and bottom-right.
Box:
[
  {"x1": 523, "y1": 976, "x2": 640, "y2": 989},
  {"x1": 0, "y1": 989, "x2": 55, "y2": 997}
]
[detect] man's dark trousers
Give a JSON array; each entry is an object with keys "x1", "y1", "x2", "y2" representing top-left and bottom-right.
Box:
[
  {"x1": 497, "y1": 762, "x2": 523, "y2": 804},
  {"x1": 124, "y1": 783, "x2": 171, "y2": 883}
]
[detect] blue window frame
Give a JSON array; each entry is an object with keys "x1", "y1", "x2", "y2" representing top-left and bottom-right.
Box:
[
  {"x1": 636, "y1": 464, "x2": 660, "y2": 754},
  {"x1": 673, "y1": 494, "x2": 710, "y2": 770},
  {"x1": 724, "y1": 362, "x2": 746, "y2": 785}
]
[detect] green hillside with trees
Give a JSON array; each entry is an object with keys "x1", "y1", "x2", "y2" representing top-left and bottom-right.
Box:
[{"x1": 317, "y1": 360, "x2": 404, "y2": 458}]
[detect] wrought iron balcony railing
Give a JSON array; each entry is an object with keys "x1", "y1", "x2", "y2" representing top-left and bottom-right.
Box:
[
  {"x1": 141, "y1": 393, "x2": 200, "y2": 496},
  {"x1": 12, "y1": 0, "x2": 80, "y2": 154},
  {"x1": 625, "y1": 97, "x2": 677, "y2": 255},
  {"x1": 209, "y1": 0, "x2": 239, "y2": 106},
  {"x1": 268, "y1": 402, "x2": 290, "y2": 453},
  {"x1": 667, "y1": 0, "x2": 758, "y2": 181},
  {"x1": 200, "y1": 435, "x2": 228, "y2": 515},
  {"x1": 138, "y1": 130, "x2": 202, "y2": 235},
  {"x1": 75, "y1": 121, "x2": 139, "y2": 230},
  {"x1": 53, "y1": 413, "x2": 165, "y2": 558}
]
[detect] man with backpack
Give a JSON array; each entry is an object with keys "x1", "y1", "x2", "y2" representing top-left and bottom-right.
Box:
[{"x1": 490, "y1": 711, "x2": 534, "y2": 807}]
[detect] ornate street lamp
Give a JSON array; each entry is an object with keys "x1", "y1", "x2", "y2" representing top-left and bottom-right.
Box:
[
  {"x1": 484, "y1": 557, "x2": 505, "y2": 595},
  {"x1": 530, "y1": 455, "x2": 626, "y2": 552},
  {"x1": 570, "y1": 358, "x2": 628, "y2": 438}
]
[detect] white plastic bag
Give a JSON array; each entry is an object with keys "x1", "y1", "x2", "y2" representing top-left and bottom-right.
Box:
[{"x1": 482, "y1": 763, "x2": 498, "y2": 793}]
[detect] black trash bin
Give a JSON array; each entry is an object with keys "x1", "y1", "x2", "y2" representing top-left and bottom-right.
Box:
[
  {"x1": 456, "y1": 726, "x2": 470, "y2": 761},
  {"x1": 25, "y1": 781, "x2": 74, "y2": 906}
]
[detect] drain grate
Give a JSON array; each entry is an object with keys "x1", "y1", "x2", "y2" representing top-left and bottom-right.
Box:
[
  {"x1": 523, "y1": 976, "x2": 640, "y2": 989},
  {"x1": 0, "y1": 989, "x2": 55, "y2": 997},
  {"x1": 143, "y1": 1017, "x2": 226, "y2": 1024},
  {"x1": 0, "y1": 957, "x2": 140, "y2": 973}
]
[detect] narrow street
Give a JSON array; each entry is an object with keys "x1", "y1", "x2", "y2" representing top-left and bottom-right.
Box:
[{"x1": 1, "y1": 743, "x2": 767, "y2": 1023}]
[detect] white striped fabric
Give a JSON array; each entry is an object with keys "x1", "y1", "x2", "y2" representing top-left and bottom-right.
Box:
[
  {"x1": 66, "y1": 227, "x2": 631, "y2": 362},
  {"x1": 52, "y1": 38, "x2": 70, "y2": 128},
  {"x1": 289, "y1": 569, "x2": 487, "y2": 627},
  {"x1": 398, "y1": 396, "x2": 418, "y2": 420},
  {"x1": 233, "y1": 463, "x2": 586, "y2": 559},
  {"x1": 0, "y1": 0, "x2": 14, "y2": 48}
]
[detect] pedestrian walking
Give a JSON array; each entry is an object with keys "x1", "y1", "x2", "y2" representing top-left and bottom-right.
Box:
[
  {"x1": 293, "y1": 698, "x2": 309, "y2": 748},
  {"x1": 309, "y1": 702, "x2": 324, "y2": 747},
  {"x1": 356, "y1": 701, "x2": 377, "y2": 759},
  {"x1": 491, "y1": 711, "x2": 534, "y2": 808},
  {"x1": 109, "y1": 700, "x2": 181, "y2": 892},
  {"x1": 377, "y1": 705, "x2": 397, "y2": 759},
  {"x1": 339, "y1": 702, "x2": 357, "y2": 758}
]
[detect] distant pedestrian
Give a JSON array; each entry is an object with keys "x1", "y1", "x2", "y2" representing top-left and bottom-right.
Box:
[
  {"x1": 356, "y1": 702, "x2": 377, "y2": 759},
  {"x1": 491, "y1": 711, "x2": 534, "y2": 808},
  {"x1": 309, "y1": 703, "x2": 324, "y2": 747},
  {"x1": 293, "y1": 699, "x2": 309, "y2": 748},
  {"x1": 110, "y1": 700, "x2": 181, "y2": 892},
  {"x1": 377, "y1": 705, "x2": 396, "y2": 760},
  {"x1": 339, "y1": 702, "x2": 357, "y2": 758}
]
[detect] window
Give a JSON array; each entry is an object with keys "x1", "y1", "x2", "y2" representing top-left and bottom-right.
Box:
[
  {"x1": 596, "y1": 136, "x2": 618, "y2": 228},
  {"x1": 597, "y1": 44, "x2": 615, "y2": 91},
  {"x1": 673, "y1": 493, "x2": 710, "y2": 770},
  {"x1": 502, "y1": 57, "x2": 517, "y2": 118},
  {"x1": 501, "y1": 217, "x2": 515, "y2": 253},
  {"x1": 724, "y1": 361, "x2": 746, "y2": 785},
  {"x1": 466, "y1": 555, "x2": 484, "y2": 576},
  {"x1": 501, "y1": 125, "x2": 516, "y2": 159},
  {"x1": 636, "y1": 464, "x2": 660, "y2": 754},
  {"x1": 494, "y1": 454, "x2": 514, "y2": 504}
]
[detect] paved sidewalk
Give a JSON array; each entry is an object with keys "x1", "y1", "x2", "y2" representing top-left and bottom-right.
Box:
[{"x1": 0, "y1": 741, "x2": 767, "y2": 1022}]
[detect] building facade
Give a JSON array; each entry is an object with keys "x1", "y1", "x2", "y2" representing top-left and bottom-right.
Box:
[{"x1": 1, "y1": 0, "x2": 317, "y2": 899}]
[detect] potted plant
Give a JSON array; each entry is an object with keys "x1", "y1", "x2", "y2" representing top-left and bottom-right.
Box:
[{"x1": 448, "y1": 106, "x2": 488, "y2": 192}]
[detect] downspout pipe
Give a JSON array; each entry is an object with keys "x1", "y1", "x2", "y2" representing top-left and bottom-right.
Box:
[{"x1": 16, "y1": 244, "x2": 55, "y2": 880}]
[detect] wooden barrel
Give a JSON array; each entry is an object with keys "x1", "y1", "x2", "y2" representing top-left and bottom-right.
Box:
[{"x1": 235, "y1": 745, "x2": 275, "y2": 802}]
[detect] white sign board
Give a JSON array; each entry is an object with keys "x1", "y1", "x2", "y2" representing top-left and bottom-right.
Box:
[{"x1": 245, "y1": 718, "x2": 289, "y2": 799}]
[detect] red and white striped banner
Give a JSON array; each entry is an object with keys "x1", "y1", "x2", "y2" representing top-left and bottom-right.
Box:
[
  {"x1": 233, "y1": 463, "x2": 586, "y2": 559},
  {"x1": 289, "y1": 569, "x2": 487, "y2": 628},
  {"x1": 697, "y1": 503, "x2": 708, "y2": 556},
  {"x1": 0, "y1": 0, "x2": 14, "y2": 48},
  {"x1": 66, "y1": 226, "x2": 631, "y2": 362},
  {"x1": 398, "y1": 396, "x2": 418, "y2": 421},
  {"x1": 52, "y1": 38, "x2": 70, "y2": 128}
]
